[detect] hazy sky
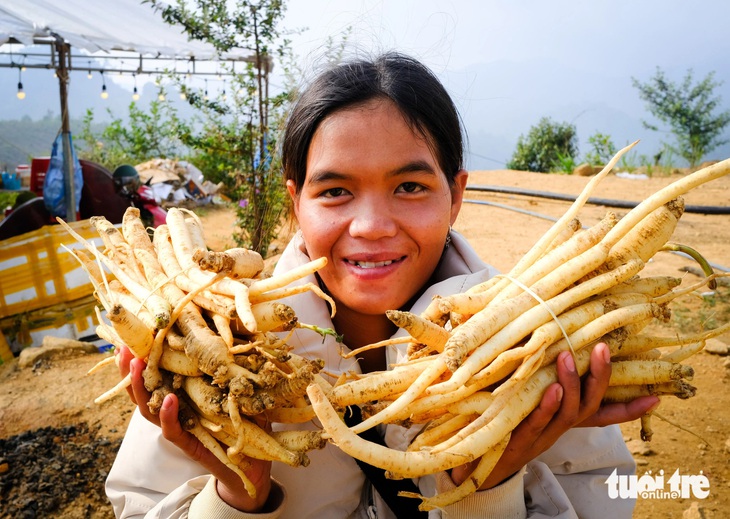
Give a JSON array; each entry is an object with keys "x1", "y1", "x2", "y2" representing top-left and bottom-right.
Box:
[
  {"x1": 276, "y1": 1, "x2": 730, "y2": 167},
  {"x1": 4, "y1": 1, "x2": 730, "y2": 168},
  {"x1": 282, "y1": 0, "x2": 730, "y2": 76}
]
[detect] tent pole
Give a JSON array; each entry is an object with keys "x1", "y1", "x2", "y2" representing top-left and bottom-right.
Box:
[{"x1": 53, "y1": 34, "x2": 76, "y2": 222}]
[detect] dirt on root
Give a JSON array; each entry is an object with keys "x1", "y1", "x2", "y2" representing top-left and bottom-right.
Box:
[{"x1": 1, "y1": 167, "x2": 729, "y2": 518}]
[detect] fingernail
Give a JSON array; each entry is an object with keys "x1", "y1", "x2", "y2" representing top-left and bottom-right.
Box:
[
  {"x1": 555, "y1": 386, "x2": 564, "y2": 403},
  {"x1": 563, "y1": 352, "x2": 576, "y2": 373},
  {"x1": 162, "y1": 394, "x2": 173, "y2": 411},
  {"x1": 647, "y1": 398, "x2": 661, "y2": 413},
  {"x1": 602, "y1": 344, "x2": 611, "y2": 364}
]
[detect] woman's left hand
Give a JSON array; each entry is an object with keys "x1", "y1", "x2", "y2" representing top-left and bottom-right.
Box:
[{"x1": 450, "y1": 342, "x2": 660, "y2": 489}]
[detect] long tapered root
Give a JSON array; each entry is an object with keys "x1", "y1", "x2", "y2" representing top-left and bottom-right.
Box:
[
  {"x1": 64, "y1": 207, "x2": 333, "y2": 497},
  {"x1": 306, "y1": 154, "x2": 730, "y2": 507}
]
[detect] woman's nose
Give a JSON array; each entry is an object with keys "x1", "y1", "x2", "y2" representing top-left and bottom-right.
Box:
[{"x1": 348, "y1": 200, "x2": 398, "y2": 240}]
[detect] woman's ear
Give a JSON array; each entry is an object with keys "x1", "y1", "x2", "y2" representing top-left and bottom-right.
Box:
[
  {"x1": 449, "y1": 169, "x2": 469, "y2": 225},
  {"x1": 286, "y1": 179, "x2": 300, "y2": 219}
]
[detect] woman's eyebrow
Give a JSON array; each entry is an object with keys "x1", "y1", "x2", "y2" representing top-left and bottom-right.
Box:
[
  {"x1": 306, "y1": 170, "x2": 349, "y2": 186},
  {"x1": 391, "y1": 160, "x2": 437, "y2": 176},
  {"x1": 307, "y1": 161, "x2": 437, "y2": 185}
]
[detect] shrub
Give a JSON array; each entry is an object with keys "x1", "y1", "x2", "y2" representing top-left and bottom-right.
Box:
[{"x1": 507, "y1": 117, "x2": 578, "y2": 173}]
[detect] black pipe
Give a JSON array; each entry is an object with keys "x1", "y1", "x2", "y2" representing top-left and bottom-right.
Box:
[
  {"x1": 466, "y1": 184, "x2": 730, "y2": 215},
  {"x1": 463, "y1": 198, "x2": 730, "y2": 273}
]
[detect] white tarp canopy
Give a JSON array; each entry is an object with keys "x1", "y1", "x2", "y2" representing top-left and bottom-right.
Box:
[
  {"x1": 0, "y1": 0, "x2": 258, "y2": 222},
  {"x1": 0, "y1": 0, "x2": 249, "y2": 59}
]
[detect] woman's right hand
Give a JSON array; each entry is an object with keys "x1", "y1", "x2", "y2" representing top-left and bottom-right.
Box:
[{"x1": 118, "y1": 346, "x2": 273, "y2": 512}]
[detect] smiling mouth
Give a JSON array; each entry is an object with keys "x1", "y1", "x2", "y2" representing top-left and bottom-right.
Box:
[{"x1": 346, "y1": 257, "x2": 404, "y2": 269}]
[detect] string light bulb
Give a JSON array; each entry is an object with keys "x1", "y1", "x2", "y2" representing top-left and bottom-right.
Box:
[
  {"x1": 158, "y1": 91, "x2": 166, "y2": 101},
  {"x1": 87, "y1": 61, "x2": 92, "y2": 79},
  {"x1": 100, "y1": 72, "x2": 109, "y2": 99},
  {"x1": 204, "y1": 79, "x2": 209, "y2": 100},
  {"x1": 16, "y1": 67, "x2": 25, "y2": 100},
  {"x1": 132, "y1": 73, "x2": 140, "y2": 101}
]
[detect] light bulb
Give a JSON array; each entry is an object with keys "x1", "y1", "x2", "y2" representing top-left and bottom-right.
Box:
[
  {"x1": 158, "y1": 93, "x2": 166, "y2": 101},
  {"x1": 87, "y1": 70, "x2": 92, "y2": 79},
  {"x1": 101, "y1": 84, "x2": 109, "y2": 99},
  {"x1": 16, "y1": 82, "x2": 25, "y2": 100},
  {"x1": 132, "y1": 87, "x2": 140, "y2": 101},
  {"x1": 179, "y1": 91, "x2": 186, "y2": 101}
]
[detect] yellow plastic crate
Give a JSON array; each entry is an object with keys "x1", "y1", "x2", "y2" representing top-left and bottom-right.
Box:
[{"x1": 0, "y1": 220, "x2": 102, "y2": 319}]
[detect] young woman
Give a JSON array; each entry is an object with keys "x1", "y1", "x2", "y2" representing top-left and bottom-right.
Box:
[{"x1": 106, "y1": 52, "x2": 658, "y2": 518}]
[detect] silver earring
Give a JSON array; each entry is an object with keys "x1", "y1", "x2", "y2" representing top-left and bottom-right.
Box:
[{"x1": 444, "y1": 226, "x2": 452, "y2": 250}]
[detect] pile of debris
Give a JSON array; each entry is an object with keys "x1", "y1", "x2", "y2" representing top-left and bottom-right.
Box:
[
  {"x1": 135, "y1": 159, "x2": 225, "y2": 207},
  {"x1": 0, "y1": 423, "x2": 121, "y2": 518}
]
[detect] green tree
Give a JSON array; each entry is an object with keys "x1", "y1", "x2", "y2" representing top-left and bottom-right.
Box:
[
  {"x1": 77, "y1": 100, "x2": 188, "y2": 170},
  {"x1": 77, "y1": 109, "x2": 130, "y2": 169},
  {"x1": 507, "y1": 117, "x2": 578, "y2": 173},
  {"x1": 148, "y1": 0, "x2": 291, "y2": 257},
  {"x1": 632, "y1": 68, "x2": 730, "y2": 168},
  {"x1": 103, "y1": 99, "x2": 188, "y2": 163},
  {"x1": 584, "y1": 132, "x2": 617, "y2": 166}
]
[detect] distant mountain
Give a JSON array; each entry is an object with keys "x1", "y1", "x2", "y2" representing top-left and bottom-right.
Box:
[
  {"x1": 445, "y1": 58, "x2": 730, "y2": 170},
  {"x1": 0, "y1": 114, "x2": 64, "y2": 170},
  {"x1": 3, "y1": 56, "x2": 730, "y2": 172},
  {"x1": 0, "y1": 66, "x2": 197, "y2": 170}
]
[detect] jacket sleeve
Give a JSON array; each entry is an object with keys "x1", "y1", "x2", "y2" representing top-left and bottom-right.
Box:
[
  {"x1": 522, "y1": 425, "x2": 636, "y2": 518},
  {"x1": 105, "y1": 409, "x2": 288, "y2": 519},
  {"x1": 432, "y1": 469, "x2": 528, "y2": 518}
]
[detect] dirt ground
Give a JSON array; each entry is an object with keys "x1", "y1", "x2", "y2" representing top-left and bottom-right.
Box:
[{"x1": 1, "y1": 167, "x2": 729, "y2": 518}]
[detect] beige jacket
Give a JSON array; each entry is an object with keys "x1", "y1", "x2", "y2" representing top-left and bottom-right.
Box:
[{"x1": 106, "y1": 230, "x2": 636, "y2": 519}]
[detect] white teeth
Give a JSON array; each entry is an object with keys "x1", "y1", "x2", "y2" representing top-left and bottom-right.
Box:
[{"x1": 348, "y1": 259, "x2": 394, "y2": 268}]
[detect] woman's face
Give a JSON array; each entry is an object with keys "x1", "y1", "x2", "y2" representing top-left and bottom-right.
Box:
[{"x1": 287, "y1": 99, "x2": 467, "y2": 317}]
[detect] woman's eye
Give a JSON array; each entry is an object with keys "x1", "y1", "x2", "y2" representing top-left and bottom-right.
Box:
[
  {"x1": 321, "y1": 187, "x2": 347, "y2": 198},
  {"x1": 397, "y1": 182, "x2": 425, "y2": 194}
]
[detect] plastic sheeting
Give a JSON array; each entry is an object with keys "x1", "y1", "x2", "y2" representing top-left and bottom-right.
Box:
[{"x1": 0, "y1": 0, "x2": 249, "y2": 59}]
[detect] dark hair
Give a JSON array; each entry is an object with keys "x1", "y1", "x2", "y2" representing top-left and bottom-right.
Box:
[{"x1": 282, "y1": 52, "x2": 464, "y2": 192}]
